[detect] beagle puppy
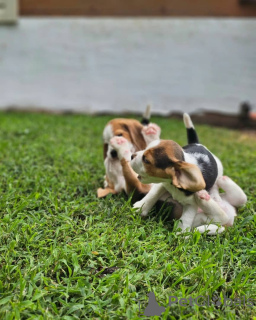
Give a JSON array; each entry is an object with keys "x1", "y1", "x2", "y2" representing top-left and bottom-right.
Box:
[
  {"x1": 107, "y1": 113, "x2": 202, "y2": 213},
  {"x1": 128, "y1": 114, "x2": 247, "y2": 235},
  {"x1": 97, "y1": 106, "x2": 161, "y2": 198}
]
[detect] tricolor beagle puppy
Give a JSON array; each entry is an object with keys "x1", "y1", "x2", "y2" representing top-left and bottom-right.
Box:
[
  {"x1": 129, "y1": 114, "x2": 247, "y2": 234},
  {"x1": 97, "y1": 106, "x2": 161, "y2": 198},
  {"x1": 111, "y1": 113, "x2": 247, "y2": 235},
  {"x1": 107, "y1": 113, "x2": 202, "y2": 213}
]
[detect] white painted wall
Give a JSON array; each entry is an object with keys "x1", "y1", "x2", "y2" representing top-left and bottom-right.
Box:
[{"x1": 0, "y1": 18, "x2": 255, "y2": 115}]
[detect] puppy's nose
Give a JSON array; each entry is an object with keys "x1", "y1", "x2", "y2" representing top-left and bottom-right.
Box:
[
  {"x1": 110, "y1": 150, "x2": 117, "y2": 158},
  {"x1": 131, "y1": 153, "x2": 137, "y2": 160}
]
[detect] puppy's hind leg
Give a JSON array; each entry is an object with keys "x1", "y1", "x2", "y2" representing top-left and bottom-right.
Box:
[
  {"x1": 195, "y1": 190, "x2": 229, "y2": 225},
  {"x1": 141, "y1": 123, "x2": 161, "y2": 146},
  {"x1": 97, "y1": 187, "x2": 117, "y2": 198},
  {"x1": 194, "y1": 224, "x2": 225, "y2": 235},
  {"x1": 217, "y1": 176, "x2": 247, "y2": 207}
]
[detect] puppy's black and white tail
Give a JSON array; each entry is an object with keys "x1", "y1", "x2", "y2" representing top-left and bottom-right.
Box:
[
  {"x1": 141, "y1": 105, "x2": 151, "y2": 125},
  {"x1": 183, "y1": 113, "x2": 200, "y2": 144}
]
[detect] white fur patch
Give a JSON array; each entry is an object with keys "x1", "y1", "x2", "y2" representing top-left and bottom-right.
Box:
[
  {"x1": 103, "y1": 124, "x2": 113, "y2": 144},
  {"x1": 183, "y1": 113, "x2": 194, "y2": 129},
  {"x1": 146, "y1": 139, "x2": 161, "y2": 150},
  {"x1": 193, "y1": 152, "x2": 210, "y2": 164},
  {"x1": 184, "y1": 152, "x2": 210, "y2": 167},
  {"x1": 143, "y1": 104, "x2": 151, "y2": 120},
  {"x1": 183, "y1": 153, "x2": 198, "y2": 166}
]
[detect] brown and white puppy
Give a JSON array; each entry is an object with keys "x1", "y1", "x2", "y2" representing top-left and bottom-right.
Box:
[
  {"x1": 97, "y1": 106, "x2": 161, "y2": 198},
  {"x1": 130, "y1": 137, "x2": 247, "y2": 235},
  {"x1": 109, "y1": 135, "x2": 184, "y2": 217}
]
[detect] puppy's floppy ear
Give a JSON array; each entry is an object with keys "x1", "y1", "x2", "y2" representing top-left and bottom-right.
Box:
[
  {"x1": 104, "y1": 143, "x2": 108, "y2": 159},
  {"x1": 124, "y1": 123, "x2": 146, "y2": 151},
  {"x1": 165, "y1": 162, "x2": 206, "y2": 192}
]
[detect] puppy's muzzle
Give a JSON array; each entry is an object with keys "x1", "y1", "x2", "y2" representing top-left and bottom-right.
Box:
[{"x1": 110, "y1": 150, "x2": 118, "y2": 158}]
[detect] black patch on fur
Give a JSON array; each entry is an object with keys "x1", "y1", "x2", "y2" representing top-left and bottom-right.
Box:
[
  {"x1": 153, "y1": 147, "x2": 174, "y2": 169},
  {"x1": 187, "y1": 128, "x2": 199, "y2": 144},
  {"x1": 141, "y1": 118, "x2": 150, "y2": 125},
  {"x1": 153, "y1": 147, "x2": 185, "y2": 169},
  {"x1": 182, "y1": 143, "x2": 218, "y2": 191},
  {"x1": 110, "y1": 150, "x2": 118, "y2": 158}
]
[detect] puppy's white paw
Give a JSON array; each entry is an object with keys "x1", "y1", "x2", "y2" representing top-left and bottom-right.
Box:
[
  {"x1": 141, "y1": 123, "x2": 161, "y2": 145},
  {"x1": 195, "y1": 225, "x2": 225, "y2": 235},
  {"x1": 110, "y1": 136, "x2": 132, "y2": 161},
  {"x1": 196, "y1": 190, "x2": 210, "y2": 201},
  {"x1": 217, "y1": 226, "x2": 225, "y2": 234},
  {"x1": 217, "y1": 175, "x2": 231, "y2": 187},
  {"x1": 133, "y1": 201, "x2": 149, "y2": 216}
]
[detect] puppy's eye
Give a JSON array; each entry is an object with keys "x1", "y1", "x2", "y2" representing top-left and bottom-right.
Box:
[
  {"x1": 142, "y1": 155, "x2": 150, "y2": 164},
  {"x1": 117, "y1": 133, "x2": 123, "y2": 136}
]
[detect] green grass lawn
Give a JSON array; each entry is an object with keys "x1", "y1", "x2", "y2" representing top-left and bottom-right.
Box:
[{"x1": 0, "y1": 112, "x2": 255, "y2": 320}]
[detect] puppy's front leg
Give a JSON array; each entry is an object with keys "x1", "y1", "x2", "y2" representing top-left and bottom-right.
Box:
[
  {"x1": 178, "y1": 205, "x2": 198, "y2": 232},
  {"x1": 110, "y1": 136, "x2": 151, "y2": 199},
  {"x1": 133, "y1": 183, "x2": 167, "y2": 216},
  {"x1": 141, "y1": 123, "x2": 161, "y2": 146},
  {"x1": 110, "y1": 136, "x2": 132, "y2": 162},
  {"x1": 120, "y1": 158, "x2": 151, "y2": 200}
]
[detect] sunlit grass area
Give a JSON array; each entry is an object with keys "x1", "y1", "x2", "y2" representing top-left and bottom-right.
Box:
[{"x1": 0, "y1": 112, "x2": 255, "y2": 319}]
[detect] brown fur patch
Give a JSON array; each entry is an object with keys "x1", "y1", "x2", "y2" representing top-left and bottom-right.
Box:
[
  {"x1": 120, "y1": 158, "x2": 151, "y2": 202},
  {"x1": 142, "y1": 140, "x2": 184, "y2": 177},
  {"x1": 109, "y1": 119, "x2": 146, "y2": 151}
]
